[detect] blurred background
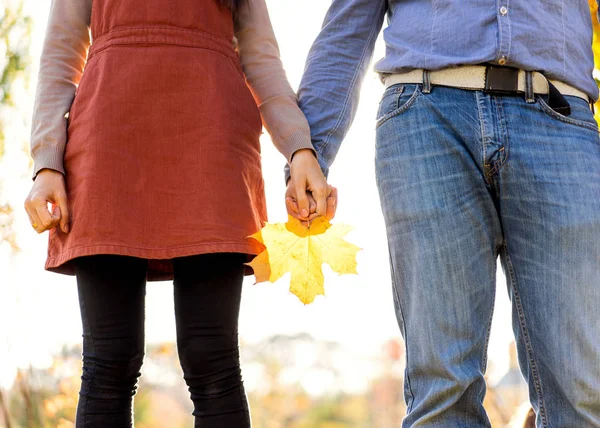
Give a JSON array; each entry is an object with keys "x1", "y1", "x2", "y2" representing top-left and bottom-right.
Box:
[{"x1": 1, "y1": 1, "x2": 599, "y2": 427}]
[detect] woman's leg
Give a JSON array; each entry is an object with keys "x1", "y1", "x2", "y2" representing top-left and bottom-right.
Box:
[
  {"x1": 173, "y1": 252, "x2": 250, "y2": 428},
  {"x1": 74, "y1": 255, "x2": 148, "y2": 428}
]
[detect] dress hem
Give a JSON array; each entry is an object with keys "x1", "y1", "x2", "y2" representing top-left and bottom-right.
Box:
[{"x1": 45, "y1": 240, "x2": 265, "y2": 281}]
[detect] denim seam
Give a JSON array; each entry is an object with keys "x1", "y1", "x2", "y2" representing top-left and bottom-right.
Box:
[
  {"x1": 476, "y1": 93, "x2": 491, "y2": 183},
  {"x1": 536, "y1": 95, "x2": 599, "y2": 132},
  {"x1": 503, "y1": 248, "x2": 549, "y2": 427},
  {"x1": 376, "y1": 84, "x2": 403, "y2": 121},
  {"x1": 481, "y1": 254, "x2": 498, "y2": 372},
  {"x1": 375, "y1": 86, "x2": 422, "y2": 129},
  {"x1": 388, "y1": 245, "x2": 415, "y2": 411},
  {"x1": 316, "y1": 0, "x2": 386, "y2": 165},
  {"x1": 487, "y1": 97, "x2": 510, "y2": 179}
]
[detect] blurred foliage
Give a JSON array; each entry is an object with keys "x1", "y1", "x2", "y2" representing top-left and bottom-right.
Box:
[
  {"x1": 0, "y1": 1, "x2": 31, "y2": 252},
  {"x1": 0, "y1": 202, "x2": 18, "y2": 252},
  {"x1": 0, "y1": 339, "x2": 530, "y2": 428},
  {"x1": 0, "y1": 352, "x2": 163, "y2": 428},
  {"x1": 0, "y1": 1, "x2": 32, "y2": 158}
]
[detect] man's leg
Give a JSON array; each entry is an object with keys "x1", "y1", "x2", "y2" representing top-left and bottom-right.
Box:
[
  {"x1": 498, "y1": 94, "x2": 600, "y2": 427},
  {"x1": 375, "y1": 84, "x2": 503, "y2": 427}
]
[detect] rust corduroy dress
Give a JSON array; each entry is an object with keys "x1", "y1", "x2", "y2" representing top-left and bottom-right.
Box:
[{"x1": 46, "y1": 0, "x2": 267, "y2": 280}]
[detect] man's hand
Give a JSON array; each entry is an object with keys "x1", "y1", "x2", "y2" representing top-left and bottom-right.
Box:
[
  {"x1": 24, "y1": 169, "x2": 70, "y2": 234},
  {"x1": 286, "y1": 149, "x2": 337, "y2": 224}
]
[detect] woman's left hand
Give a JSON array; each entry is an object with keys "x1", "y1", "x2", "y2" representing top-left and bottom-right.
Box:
[{"x1": 286, "y1": 149, "x2": 337, "y2": 224}]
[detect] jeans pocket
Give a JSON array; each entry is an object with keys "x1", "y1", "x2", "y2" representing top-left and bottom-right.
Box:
[
  {"x1": 376, "y1": 83, "x2": 422, "y2": 130},
  {"x1": 536, "y1": 95, "x2": 599, "y2": 133}
]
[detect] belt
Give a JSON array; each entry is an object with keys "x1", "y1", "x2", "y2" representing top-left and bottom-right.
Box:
[{"x1": 384, "y1": 65, "x2": 589, "y2": 103}]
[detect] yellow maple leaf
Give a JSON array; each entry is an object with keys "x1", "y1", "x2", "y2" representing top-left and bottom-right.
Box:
[{"x1": 247, "y1": 215, "x2": 360, "y2": 304}]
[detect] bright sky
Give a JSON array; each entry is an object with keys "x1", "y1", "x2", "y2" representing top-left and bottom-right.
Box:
[{"x1": 0, "y1": 0, "x2": 516, "y2": 389}]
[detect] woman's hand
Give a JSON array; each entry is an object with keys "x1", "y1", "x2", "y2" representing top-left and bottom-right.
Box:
[
  {"x1": 24, "y1": 169, "x2": 70, "y2": 234},
  {"x1": 286, "y1": 149, "x2": 337, "y2": 224}
]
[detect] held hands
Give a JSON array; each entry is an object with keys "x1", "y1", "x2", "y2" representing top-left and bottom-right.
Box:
[
  {"x1": 24, "y1": 169, "x2": 70, "y2": 234},
  {"x1": 286, "y1": 149, "x2": 337, "y2": 224}
]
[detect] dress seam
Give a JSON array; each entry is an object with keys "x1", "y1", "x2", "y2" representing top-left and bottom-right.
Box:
[{"x1": 47, "y1": 241, "x2": 261, "y2": 259}]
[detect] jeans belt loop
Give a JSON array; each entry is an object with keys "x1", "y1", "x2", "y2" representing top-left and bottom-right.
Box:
[
  {"x1": 422, "y1": 70, "x2": 432, "y2": 94},
  {"x1": 525, "y1": 71, "x2": 535, "y2": 103}
]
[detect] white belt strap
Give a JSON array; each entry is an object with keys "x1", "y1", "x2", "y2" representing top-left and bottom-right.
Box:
[{"x1": 383, "y1": 66, "x2": 590, "y2": 102}]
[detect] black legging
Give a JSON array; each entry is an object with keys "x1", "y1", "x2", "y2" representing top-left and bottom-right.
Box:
[{"x1": 73, "y1": 252, "x2": 250, "y2": 427}]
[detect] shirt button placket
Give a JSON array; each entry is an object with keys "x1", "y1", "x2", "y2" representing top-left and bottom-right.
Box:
[{"x1": 496, "y1": 5, "x2": 510, "y2": 66}]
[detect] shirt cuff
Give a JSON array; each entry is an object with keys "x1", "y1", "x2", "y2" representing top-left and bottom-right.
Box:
[{"x1": 32, "y1": 145, "x2": 65, "y2": 180}]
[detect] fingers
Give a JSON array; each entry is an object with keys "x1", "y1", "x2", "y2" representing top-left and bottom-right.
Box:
[
  {"x1": 294, "y1": 184, "x2": 310, "y2": 219},
  {"x1": 286, "y1": 200, "x2": 317, "y2": 233},
  {"x1": 307, "y1": 192, "x2": 317, "y2": 215},
  {"x1": 285, "y1": 196, "x2": 302, "y2": 221},
  {"x1": 35, "y1": 201, "x2": 60, "y2": 232},
  {"x1": 26, "y1": 208, "x2": 44, "y2": 234},
  {"x1": 25, "y1": 196, "x2": 55, "y2": 234},
  {"x1": 326, "y1": 186, "x2": 338, "y2": 221},
  {"x1": 55, "y1": 191, "x2": 70, "y2": 233},
  {"x1": 304, "y1": 170, "x2": 328, "y2": 218},
  {"x1": 313, "y1": 186, "x2": 327, "y2": 218},
  {"x1": 24, "y1": 171, "x2": 70, "y2": 234}
]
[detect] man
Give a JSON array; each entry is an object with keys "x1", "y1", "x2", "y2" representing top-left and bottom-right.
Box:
[{"x1": 286, "y1": 1, "x2": 600, "y2": 426}]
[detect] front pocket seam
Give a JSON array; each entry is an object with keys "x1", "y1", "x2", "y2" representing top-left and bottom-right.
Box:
[
  {"x1": 537, "y1": 96, "x2": 598, "y2": 133},
  {"x1": 376, "y1": 86, "x2": 422, "y2": 129}
]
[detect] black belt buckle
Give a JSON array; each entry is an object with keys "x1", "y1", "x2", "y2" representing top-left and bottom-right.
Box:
[
  {"x1": 484, "y1": 64, "x2": 572, "y2": 116},
  {"x1": 484, "y1": 65, "x2": 519, "y2": 95}
]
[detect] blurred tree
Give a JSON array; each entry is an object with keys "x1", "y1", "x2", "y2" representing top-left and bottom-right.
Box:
[
  {"x1": 0, "y1": 1, "x2": 31, "y2": 154},
  {"x1": 0, "y1": 390, "x2": 12, "y2": 428},
  {"x1": 0, "y1": 0, "x2": 32, "y2": 252},
  {"x1": 5, "y1": 353, "x2": 157, "y2": 427}
]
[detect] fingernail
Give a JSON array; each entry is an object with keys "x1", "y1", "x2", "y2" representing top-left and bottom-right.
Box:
[{"x1": 301, "y1": 209, "x2": 309, "y2": 217}]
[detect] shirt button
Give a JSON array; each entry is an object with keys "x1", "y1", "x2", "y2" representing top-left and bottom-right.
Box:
[
  {"x1": 500, "y1": 6, "x2": 508, "y2": 15},
  {"x1": 498, "y1": 56, "x2": 507, "y2": 65}
]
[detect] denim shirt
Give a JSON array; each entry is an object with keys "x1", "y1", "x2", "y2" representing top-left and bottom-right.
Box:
[{"x1": 292, "y1": 0, "x2": 599, "y2": 179}]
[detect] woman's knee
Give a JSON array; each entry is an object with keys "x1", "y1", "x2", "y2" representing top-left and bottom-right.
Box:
[
  {"x1": 80, "y1": 352, "x2": 145, "y2": 399},
  {"x1": 178, "y1": 337, "x2": 243, "y2": 397}
]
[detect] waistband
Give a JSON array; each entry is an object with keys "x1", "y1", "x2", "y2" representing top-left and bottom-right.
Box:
[
  {"x1": 88, "y1": 26, "x2": 237, "y2": 62},
  {"x1": 383, "y1": 66, "x2": 590, "y2": 102}
]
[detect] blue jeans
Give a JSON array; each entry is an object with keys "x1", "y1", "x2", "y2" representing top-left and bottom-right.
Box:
[{"x1": 375, "y1": 84, "x2": 600, "y2": 427}]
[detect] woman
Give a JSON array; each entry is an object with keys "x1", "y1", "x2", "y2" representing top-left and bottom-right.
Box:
[{"x1": 24, "y1": 0, "x2": 331, "y2": 425}]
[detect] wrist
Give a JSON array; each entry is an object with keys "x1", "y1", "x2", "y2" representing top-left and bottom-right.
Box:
[
  {"x1": 290, "y1": 148, "x2": 316, "y2": 163},
  {"x1": 35, "y1": 168, "x2": 63, "y2": 182}
]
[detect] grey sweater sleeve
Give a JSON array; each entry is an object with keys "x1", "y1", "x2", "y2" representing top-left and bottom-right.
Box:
[{"x1": 29, "y1": 0, "x2": 91, "y2": 180}]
